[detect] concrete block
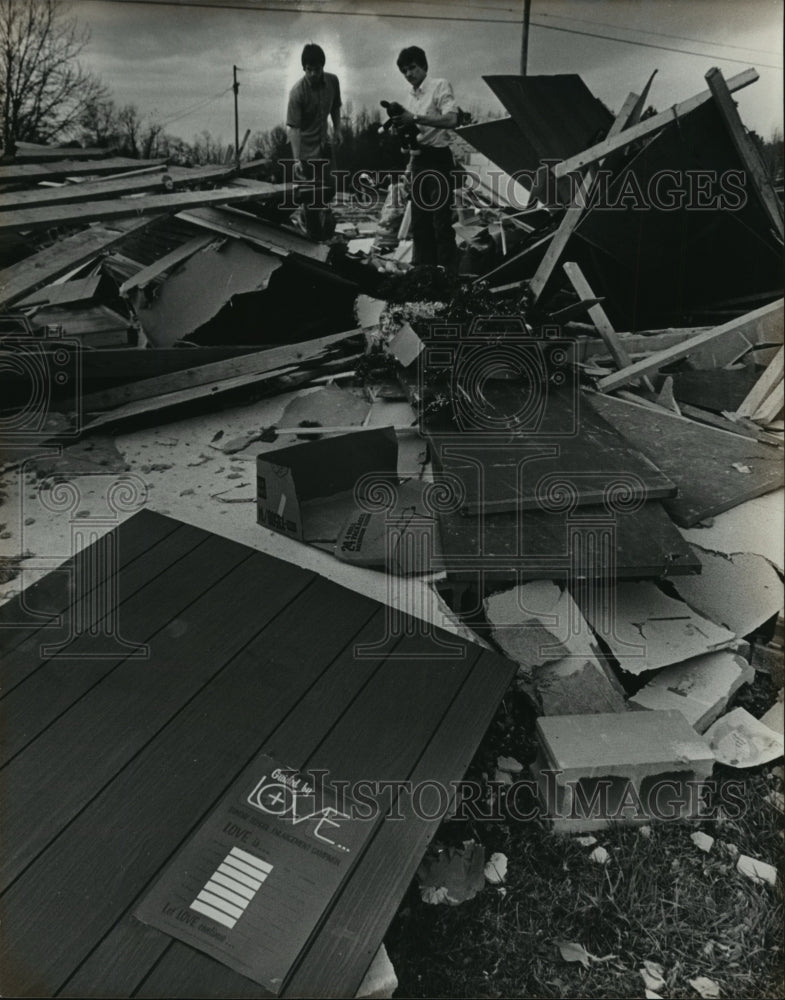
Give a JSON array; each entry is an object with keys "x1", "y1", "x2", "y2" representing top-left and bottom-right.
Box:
[
  {"x1": 628, "y1": 650, "x2": 754, "y2": 732},
  {"x1": 356, "y1": 944, "x2": 398, "y2": 999},
  {"x1": 531, "y1": 710, "x2": 715, "y2": 833}
]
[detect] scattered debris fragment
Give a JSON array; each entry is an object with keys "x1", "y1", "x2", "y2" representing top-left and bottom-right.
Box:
[
  {"x1": 704, "y1": 707, "x2": 785, "y2": 767},
  {"x1": 736, "y1": 855, "x2": 778, "y2": 887},
  {"x1": 639, "y1": 960, "x2": 666, "y2": 992},
  {"x1": 589, "y1": 846, "x2": 609, "y2": 865},
  {"x1": 483, "y1": 853, "x2": 508, "y2": 884},
  {"x1": 417, "y1": 841, "x2": 486, "y2": 906},
  {"x1": 688, "y1": 975, "x2": 722, "y2": 999},
  {"x1": 691, "y1": 831, "x2": 715, "y2": 853}
]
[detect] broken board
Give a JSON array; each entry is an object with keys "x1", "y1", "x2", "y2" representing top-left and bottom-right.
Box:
[
  {"x1": 0, "y1": 510, "x2": 516, "y2": 997},
  {"x1": 425, "y1": 387, "x2": 675, "y2": 514},
  {"x1": 586, "y1": 392, "x2": 784, "y2": 527},
  {"x1": 436, "y1": 499, "x2": 699, "y2": 586}
]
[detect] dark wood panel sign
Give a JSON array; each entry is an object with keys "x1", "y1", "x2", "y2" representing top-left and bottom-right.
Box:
[{"x1": 135, "y1": 754, "x2": 370, "y2": 993}]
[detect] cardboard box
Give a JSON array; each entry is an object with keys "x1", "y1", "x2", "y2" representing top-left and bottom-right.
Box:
[{"x1": 257, "y1": 428, "x2": 398, "y2": 540}]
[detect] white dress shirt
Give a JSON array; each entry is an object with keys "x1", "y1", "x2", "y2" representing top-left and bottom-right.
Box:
[{"x1": 404, "y1": 76, "x2": 456, "y2": 148}]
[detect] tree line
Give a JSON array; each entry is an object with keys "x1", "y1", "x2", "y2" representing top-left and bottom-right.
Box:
[{"x1": 2, "y1": 0, "x2": 782, "y2": 184}]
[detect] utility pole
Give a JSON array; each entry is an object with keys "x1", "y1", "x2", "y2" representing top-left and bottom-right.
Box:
[
  {"x1": 233, "y1": 65, "x2": 240, "y2": 167},
  {"x1": 520, "y1": 0, "x2": 531, "y2": 75}
]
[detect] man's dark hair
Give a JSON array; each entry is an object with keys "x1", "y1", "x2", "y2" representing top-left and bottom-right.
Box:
[
  {"x1": 301, "y1": 43, "x2": 326, "y2": 68},
  {"x1": 396, "y1": 46, "x2": 428, "y2": 71}
]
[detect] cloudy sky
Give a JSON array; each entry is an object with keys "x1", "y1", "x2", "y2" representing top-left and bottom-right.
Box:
[{"x1": 73, "y1": 0, "x2": 783, "y2": 144}]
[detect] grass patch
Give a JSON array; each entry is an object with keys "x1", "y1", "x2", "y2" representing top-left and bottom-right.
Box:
[{"x1": 387, "y1": 692, "x2": 784, "y2": 999}]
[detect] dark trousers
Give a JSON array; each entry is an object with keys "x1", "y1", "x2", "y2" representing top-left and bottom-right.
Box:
[{"x1": 409, "y1": 146, "x2": 458, "y2": 272}]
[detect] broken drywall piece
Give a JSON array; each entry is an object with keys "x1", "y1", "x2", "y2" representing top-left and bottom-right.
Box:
[
  {"x1": 628, "y1": 649, "x2": 755, "y2": 732},
  {"x1": 678, "y1": 489, "x2": 784, "y2": 574},
  {"x1": 386, "y1": 322, "x2": 423, "y2": 368},
  {"x1": 355, "y1": 944, "x2": 398, "y2": 1000},
  {"x1": 496, "y1": 755, "x2": 523, "y2": 774},
  {"x1": 211, "y1": 430, "x2": 263, "y2": 454},
  {"x1": 485, "y1": 581, "x2": 598, "y2": 669},
  {"x1": 671, "y1": 546, "x2": 784, "y2": 638},
  {"x1": 688, "y1": 976, "x2": 722, "y2": 999},
  {"x1": 691, "y1": 831, "x2": 714, "y2": 853},
  {"x1": 704, "y1": 706, "x2": 784, "y2": 767},
  {"x1": 736, "y1": 854, "x2": 777, "y2": 886},
  {"x1": 417, "y1": 841, "x2": 486, "y2": 906},
  {"x1": 639, "y1": 961, "x2": 666, "y2": 992},
  {"x1": 579, "y1": 582, "x2": 736, "y2": 675},
  {"x1": 279, "y1": 384, "x2": 371, "y2": 430},
  {"x1": 354, "y1": 294, "x2": 385, "y2": 330},
  {"x1": 760, "y1": 690, "x2": 784, "y2": 733},
  {"x1": 483, "y1": 853, "x2": 508, "y2": 884}
]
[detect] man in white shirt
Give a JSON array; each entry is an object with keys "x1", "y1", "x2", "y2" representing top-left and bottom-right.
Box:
[{"x1": 392, "y1": 46, "x2": 458, "y2": 273}]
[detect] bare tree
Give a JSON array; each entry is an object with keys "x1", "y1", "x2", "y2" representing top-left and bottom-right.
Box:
[{"x1": 0, "y1": 0, "x2": 107, "y2": 152}]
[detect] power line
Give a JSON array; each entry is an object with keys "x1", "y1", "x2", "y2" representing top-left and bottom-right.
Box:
[
  {"x1": 80, "y1": 0, "x2": 784, "y2": 70},
  {"x1": 390, "y1": 0, "x2": 782, "y2": 56},
  {"x1": 157, "y1": 86, "x2": 234, "y2": 127}
]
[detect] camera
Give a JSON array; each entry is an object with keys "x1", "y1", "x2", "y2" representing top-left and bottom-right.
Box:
[
  {"x1": 378, "y1": 100, "x2": 420, "y2": 152},
  {"x1": 418, "y1": 316, "x2": 578, "y2": 439},
  {"x1": 0, "y1": 322, "x2": 82, "y2": 442}
]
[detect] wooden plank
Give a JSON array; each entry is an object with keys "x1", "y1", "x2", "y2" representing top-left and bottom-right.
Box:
[
  {"x1": 285, "y1": 648, "x2": 512, "y2": 997},
  {"x1": 0, "y1": 539, "x2": 316, "y2": 897},
  {"x1": 76, "y1": 356, "x2": 356, "y2": 436},
  {"x1": 79, "y1": 328, "x2": 364, "y2": 413},
  {"x1": 0, "y1": 525, "x2": 226, "y2": 765},
  {"x1": 0, "y1": 509, "x2": 179, "y2": 657},
  {"x1": 13, "y1": 144, "x2": 118, "y2": 162},
  {"x1": 2, "y1": 583, "x2": 391, "y2": 992},
  {"x1": 597, "y1": 299, "x2": 785, "y2": 392},
  {"x1": 705, "y1": 67, "x2": 784, "y2": 239},
  {"x1": 0, "y1": 165, "x2": 232, "y2": 211},
  {"x1": 177, "y1": 205, "x2": 329, "y2": 261},
  {"x1": 132, "y1": 630, "x2": 485, "y2": 998},
  {"x1": 0, "y1": 216, "x2": 162, "y2": 310},
  {"x1": 529, "y1": 89, "x2": 641, "y2": 302},
  {"x1": 751, "y1": 380, "x2": 784, "y2": 424},
  {"x1": 736, "y1": 347, "x2": 784, "y2": 418},
  {"x1": 0, "y1": 182, "x2": 288, "y2": 234},
  {"x1": 437, "y1": 498, "x2": 700, "y2": 584},
  {"x1": 553, "y1": 67, "x2": 758, "y2": 178},
  {"x1": 119, "y1": 233, "x2": 216, "y2": 294},
  {"x1": 425, "y1": 386, "x2": 675, "y2": 515},
  {"x1": 586, "y1": 391, "x2": 784, "y2": 526},
  {"x1": 57, "y1": 597, "x2": 397, "y2": 1000},
  {"x1": 0, "y1": 157, "x2": 166, "y2": 184},
  {"x1": 678, "y1": 403, "x2": 784, "y2": 446}
]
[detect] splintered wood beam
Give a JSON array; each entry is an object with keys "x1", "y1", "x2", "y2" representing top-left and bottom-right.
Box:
[
  {"x1": 529, "y1": 86, "x2": 648, "y2": 303},
  {"x1": 751, "y1": 380, "x2": 784, "y2": 425},
  {"x1": 0, "y1": 182, "x2": 286, "y2": 233},
  {"x1": 736, "y1": 347, "x2": 784, "y2": 418},
  {"x1": 554, "y1": 67, "x2": 758, "y2": 178},
  {"x1": 562, "y1": 261, "x2": 655, "y2": 392},
  {"x1": 596, "y1": 299, "x2": 785, "y2": 392},
  {"x1": 0, "y1": 165, "x2": 233, "y2": 211},
  {"x1": 119, "y1": 234, "x2": 217, "y2": 295},
  {"x1": 705, "y1": 66, "x2": 784, "y2": 241},
  {"x1": 78, "y1": 328, "x2": 367, "y2": 413},
  {"x1": 0, "y1": 216, "x2": 162, "y2": 310}
]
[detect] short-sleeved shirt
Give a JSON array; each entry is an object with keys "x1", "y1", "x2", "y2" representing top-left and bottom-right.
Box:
[
  {"x1": 286, "y1": 71, "x2": 342, "y2": 160},
  {"x1": 404, "y1": 76, "x2": 456, "y2": 148}
]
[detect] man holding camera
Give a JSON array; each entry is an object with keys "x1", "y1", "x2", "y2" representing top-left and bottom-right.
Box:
[
  {"x1": 286, "y1": 43, "x2": 342, "y2": 237},
  {"x1": 392, "y1": 46, "x2": 458, "y2": 273}
]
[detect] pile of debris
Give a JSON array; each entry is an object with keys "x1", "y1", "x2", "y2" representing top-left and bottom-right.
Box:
[{"x1": 0, "y1": 60, "x2": 782, "y2": 997}]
